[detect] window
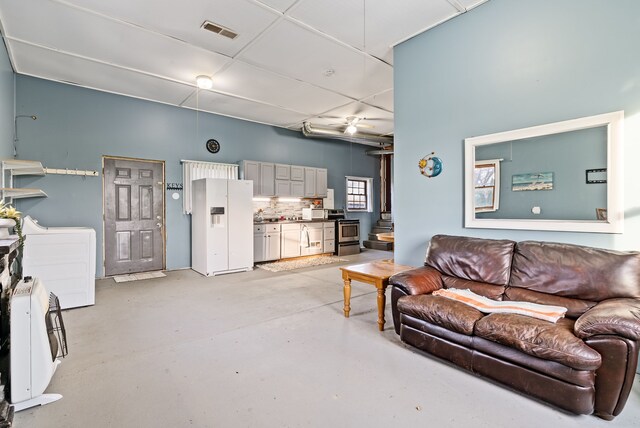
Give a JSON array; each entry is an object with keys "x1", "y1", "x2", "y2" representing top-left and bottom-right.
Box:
[
  {"x1": 474, "y1": 160, "x2": 500, "y2": 212},
  {"x1": 346, "y1": 176, "x2": 373, "y2": 212}
]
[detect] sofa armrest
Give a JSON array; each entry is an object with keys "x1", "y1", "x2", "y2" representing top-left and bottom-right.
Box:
[
  {"x1": 574, "y1": 298, "x2": 640, "y2": 341},
  {"x1": 389, "y1": 266, "x2": 442, "y2": 296}
]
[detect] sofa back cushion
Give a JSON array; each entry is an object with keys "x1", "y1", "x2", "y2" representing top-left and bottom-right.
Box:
[
  {"x1": 510, "y1": 241, "x2": 640, "y2": 302},
  {"x1": 442, "y1": 276, "x2": 505, "y2": 301},
  {"x1": 426, "y1": 235, "x2": 515, "y2": 286}
]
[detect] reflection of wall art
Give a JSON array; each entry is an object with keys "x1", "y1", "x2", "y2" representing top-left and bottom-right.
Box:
[
  {"x1": 418, "y1": 152, "x2": 443, "y2": 178},
  {"x1": 586, "y1": 168, "x2": 607, "y2": 184},
  {"x1": 596, "y1": 208, "x2": 607, "y2": 221},
  {"x1": 512, "y1": 172, "x2": 554, "y2": 192}
]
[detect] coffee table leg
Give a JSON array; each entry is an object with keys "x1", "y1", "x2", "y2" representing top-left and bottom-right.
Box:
[
  {"x1": 377, "y1": 285, "x2": 386, "y2": 331},
  {"x1": 343, "y1": 278, "x2": 351, "y2": 317}
]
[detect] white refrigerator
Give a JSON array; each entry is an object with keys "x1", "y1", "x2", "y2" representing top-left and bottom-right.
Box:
[{"x1": 191, "y1": 178, "x2": 253, "y2": 276}]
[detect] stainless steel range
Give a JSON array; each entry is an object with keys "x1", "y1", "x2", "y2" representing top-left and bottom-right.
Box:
[{"x1": 327, "y1": 209, "x2": 360, "y2": 256}]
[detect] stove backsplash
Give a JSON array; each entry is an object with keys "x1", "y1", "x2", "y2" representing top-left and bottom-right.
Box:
[{"x1": 253, "y1": 199, "x2": 321, "y2": 221}]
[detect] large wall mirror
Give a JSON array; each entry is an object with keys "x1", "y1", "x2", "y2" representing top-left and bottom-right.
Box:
[{"x1": 464, "y1": 111, "x2": 624, "y2": 233}]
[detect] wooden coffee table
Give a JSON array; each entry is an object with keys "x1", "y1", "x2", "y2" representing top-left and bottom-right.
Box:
[{"x1": 340, "y1": 259, "x2": 414, "y2": 331}]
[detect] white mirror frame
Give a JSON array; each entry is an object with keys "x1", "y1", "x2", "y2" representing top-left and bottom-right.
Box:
[{"x1": 464, "y1": 111, "x2": 624, "y2": 233}]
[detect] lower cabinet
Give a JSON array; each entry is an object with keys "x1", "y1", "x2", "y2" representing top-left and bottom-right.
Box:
[
  {"x1": 254, "y1": 224, "x2": 281, "y2": 262},
  {"x1": 281, "y1": 223, "x2": 301, "y2": 258},
  {"x1": 323, "y1": 222, "x2": 335, "y2": 254}
]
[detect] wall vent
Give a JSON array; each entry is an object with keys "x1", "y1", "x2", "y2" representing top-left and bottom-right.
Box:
[{"x1": 201, "y1": 21, "x2": 238, "y2": 40}]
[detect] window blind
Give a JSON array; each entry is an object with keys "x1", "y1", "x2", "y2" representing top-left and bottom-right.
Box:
[{"x1": 182, "y1": 160, "x2": 238, "y2": 214}]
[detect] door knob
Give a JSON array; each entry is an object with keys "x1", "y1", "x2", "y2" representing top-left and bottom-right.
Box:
[{"x1": 156, "y1": 223, "x2": 162, "y2": 228}]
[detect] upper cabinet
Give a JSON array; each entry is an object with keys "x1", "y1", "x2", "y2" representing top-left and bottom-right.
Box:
[
  {"x1": 0, "y1": 159, "x2": 48, "y2": 202},
  {"x1": 275, "y1": 164, "x2": 290, "y2": 181},
  {"x1": 304, "y1": 168, "x2": 316, "y2": 197},
  {"x1": 241, "y1": 160, "x2": 275, "y2": 197},
  {"x1": 242, "y1": 161, "x2": 328, "y2": 198}
]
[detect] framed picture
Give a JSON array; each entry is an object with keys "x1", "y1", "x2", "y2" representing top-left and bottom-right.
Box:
[
  {"x1": 512, "y1": 172, "x2": 553, "y2": 191},
  {"x1": 596, "y1": 208, "x2": 607, "y2": 221}
]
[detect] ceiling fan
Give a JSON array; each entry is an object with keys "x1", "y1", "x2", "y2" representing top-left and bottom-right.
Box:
[{"x1": 329, "y1": 116, "x2": 375, "y2": 135}]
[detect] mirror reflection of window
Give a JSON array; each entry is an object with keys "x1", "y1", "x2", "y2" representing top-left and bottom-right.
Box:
[{"x1": 474, "y1": 160, "x2": 500, "y2": 212}]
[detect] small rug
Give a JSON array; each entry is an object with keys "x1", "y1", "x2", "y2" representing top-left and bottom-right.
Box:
[
  {"x1": 113, "y1": 271, "x2": 166, "y2": 283},
  {"x1": 257, "y1": 256, "x2": 349, "y2": 272}
]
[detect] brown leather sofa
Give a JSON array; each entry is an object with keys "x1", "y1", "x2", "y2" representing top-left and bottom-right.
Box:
[{"x1": 389, "y1": 234, "x2": 640, "y2": 420}]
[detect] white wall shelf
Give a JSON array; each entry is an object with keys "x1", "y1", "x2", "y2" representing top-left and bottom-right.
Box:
[{"x1": 1, "y1": 159, "x2": 48, "y2": 203}]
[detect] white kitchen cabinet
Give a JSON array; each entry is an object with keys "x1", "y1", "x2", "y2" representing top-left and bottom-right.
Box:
[
  {"x1": 291, "y1": 181, "x2": 304, "y2": 197},
  {"x1": 291, "y1": 165, "x2": 304, "y2": 181},
  {"x1": 243, "y1": 161, "x2": 261, "y2": 196},
  {"x1": 275, "y1": 164, "x2": 290, "y2": 180},
  {"x1": 281, "y1": 223, "x2": 301, "y2": 258},
  {"x1": 316, "y1": 168, "x2": 328, "y2": 197},
  {"x1": 323, "y1": 222, "x2": 335, "y2": 254},
  {"x1": 275, "y1": 180, "x2": 291, "y2": 196},
  {"x1": 254, "y1": 232, "x2": 266, "y2": 262},
  {"x1": 304, "y1": 168, "x2": 316, "y2": 197},
  {"x1": 254, "y1": 224, "x2": 280, "y2": 262},
  {"x1": 260, "y1": 163, "x2": 275, "y2": 196}
]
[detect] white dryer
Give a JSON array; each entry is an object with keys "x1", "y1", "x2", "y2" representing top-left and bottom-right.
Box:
[{"x1": 22, "y1": 216, "x2": 96, "y2": 309}]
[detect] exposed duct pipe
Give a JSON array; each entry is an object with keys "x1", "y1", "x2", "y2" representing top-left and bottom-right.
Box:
[
  {"x1": 302, "y1": 122, "x2": 393, "y2": 148},
  {"x1": 366, "y1": 149, "x2": 394, "y2": 156}
]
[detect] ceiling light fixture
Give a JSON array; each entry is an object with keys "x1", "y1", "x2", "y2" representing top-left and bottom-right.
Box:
[
  {"x1": 196, "y1": 75, "x2": 213, "y2": 90},
  {"x1": 345, "y1": 124, "x2": 358, "y2": 135}
]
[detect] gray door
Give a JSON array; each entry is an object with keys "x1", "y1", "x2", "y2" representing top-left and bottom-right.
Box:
[{"x1": 104, "y1": 157, "x2": 165, "y2": 276}]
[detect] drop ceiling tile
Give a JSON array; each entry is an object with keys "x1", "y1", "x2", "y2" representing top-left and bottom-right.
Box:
[
  {"x1": 310, "y1": 102, "x2": 394, "y2": 135},
  {"x1": 214, "y1": 61, "x2": 352, "y2": 115},
  {"x1": 290, "y1": 0, "x2": 458, "y2": 63},
  {"x1": 58, "y1": 0, "x2": 280, "y2": 57},
  {"x1": 458, "y1": 0, "x2": 490, "y2": 10},
  {"x1": 182, "y1": 90, "x2": 309, "y2": 127},
  {"x1": 362, "y1": 89, "x2": 393, "y2": 112},
  {"x1": 1, "y1": 0, "x2": 230, "y2": 84},
  {"x1": 254, "y1": 0, "x2": 299, "y2": 13},
  {"x1": 239, "y1": 19, "x2": 392, "y2": 100},
  {"x1": 12, "y1": 41, "x2": 195, "y2": 106}
]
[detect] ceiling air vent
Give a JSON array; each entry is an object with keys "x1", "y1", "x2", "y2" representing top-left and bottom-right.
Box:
[{"x1": 201, "y1": 21, "x2": 238, "y2": 40}]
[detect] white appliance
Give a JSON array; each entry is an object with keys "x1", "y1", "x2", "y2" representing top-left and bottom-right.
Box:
[
  {"x1": 191, "y1": 178, "x2": 253, "y2": 276},
  {"x1": 301, "y1": 208, "x2": 326, "y2": 220},
  {"x1": 11, "y1": 277, "x2": 66, "y2": 411},
  {"x1": 21, "y1": 216, "x2": 96, "y2": 309},
  {"x1": 322, "y1": 189, "x2": 334, "y2": 210}
]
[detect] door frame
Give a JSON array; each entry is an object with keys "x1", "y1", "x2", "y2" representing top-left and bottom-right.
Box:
[{"x1": 102, "y1": 155, "x2": 166, "y2": 276}]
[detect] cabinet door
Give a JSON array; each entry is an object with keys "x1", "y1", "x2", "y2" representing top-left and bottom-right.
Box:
[
  {"x1": 291, "y1": 165, "x2": 304, "y2": 181},
  {"x1": 275, "y1": 164, "x2": 290, "y2": 180},
  {"x1": 244, "y1": 161, "x2": 260, "y2": 196},
  {"x1": 302, "y1": 227, "x2": 323, "y2": 255},
  {"x1": 254, "y1": 233, "x2": 266, "y2": 263},
  {"x1": 260, "y1": 163, "x2": 275, "y2": 196},
  {"x1": 323, "y1": 240, "x2": 335, "y2": 254},
  {"x1": 304, "y1": 168, "x2": 316, "y2": 197},
  {"x1": 266, "y1": 233, "x2": 281, "y2": 261},
  {"x1": 275, "y1": 180, "x2": 291, "y2": 196},
  {"x1": 281, "y1": 229, "x2": 301, "y2": 258},
  {"x1": 316, "y1": 168, "x2": 327, "y2": 197},
  {"x1": 291, "y1": 181, "x2": 304, "y2": 197}
]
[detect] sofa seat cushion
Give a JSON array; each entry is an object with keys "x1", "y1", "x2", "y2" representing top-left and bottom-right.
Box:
[
  {"x1": 397, "y1": 295, "x2": 484, "y2": 336},
  {"x1": 475, "y1": 314, "x2": 602, "y2": 370}
]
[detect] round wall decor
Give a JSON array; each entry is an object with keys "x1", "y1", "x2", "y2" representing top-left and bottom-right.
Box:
[
  {"x1": 419, "y1": 152, "x2": 443, "y2": 178},
  {"x1": 206, "y1": 139, "x2": 220, "y2": 154}
]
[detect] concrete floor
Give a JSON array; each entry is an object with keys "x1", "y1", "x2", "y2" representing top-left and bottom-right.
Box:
[{"x1": 15, "y1": 249, "x2": 640, "y2": 428}]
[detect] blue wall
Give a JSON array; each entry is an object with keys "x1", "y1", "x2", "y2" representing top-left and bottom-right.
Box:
[
  {"x1": 0, "y1": 39, "x2": 14, "y2": 158},
  {"x1": 476, "y1": 126, "x2": 607, "y2": 220},
  {"x1": 394, "y1": 0, "x2": 640, "y2": 266},
  {"x1": 15, "y1": 76, "x2": 379, "y2": 276}
]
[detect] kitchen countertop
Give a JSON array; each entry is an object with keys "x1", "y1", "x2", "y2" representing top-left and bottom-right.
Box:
[{"x1": 254, "y1": 219, "x2": 335, "y2": 225}]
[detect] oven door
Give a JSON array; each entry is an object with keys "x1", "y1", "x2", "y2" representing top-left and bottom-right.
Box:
[{"x1": 338, "y1": 222, "x2": 360, "y2": 243}]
